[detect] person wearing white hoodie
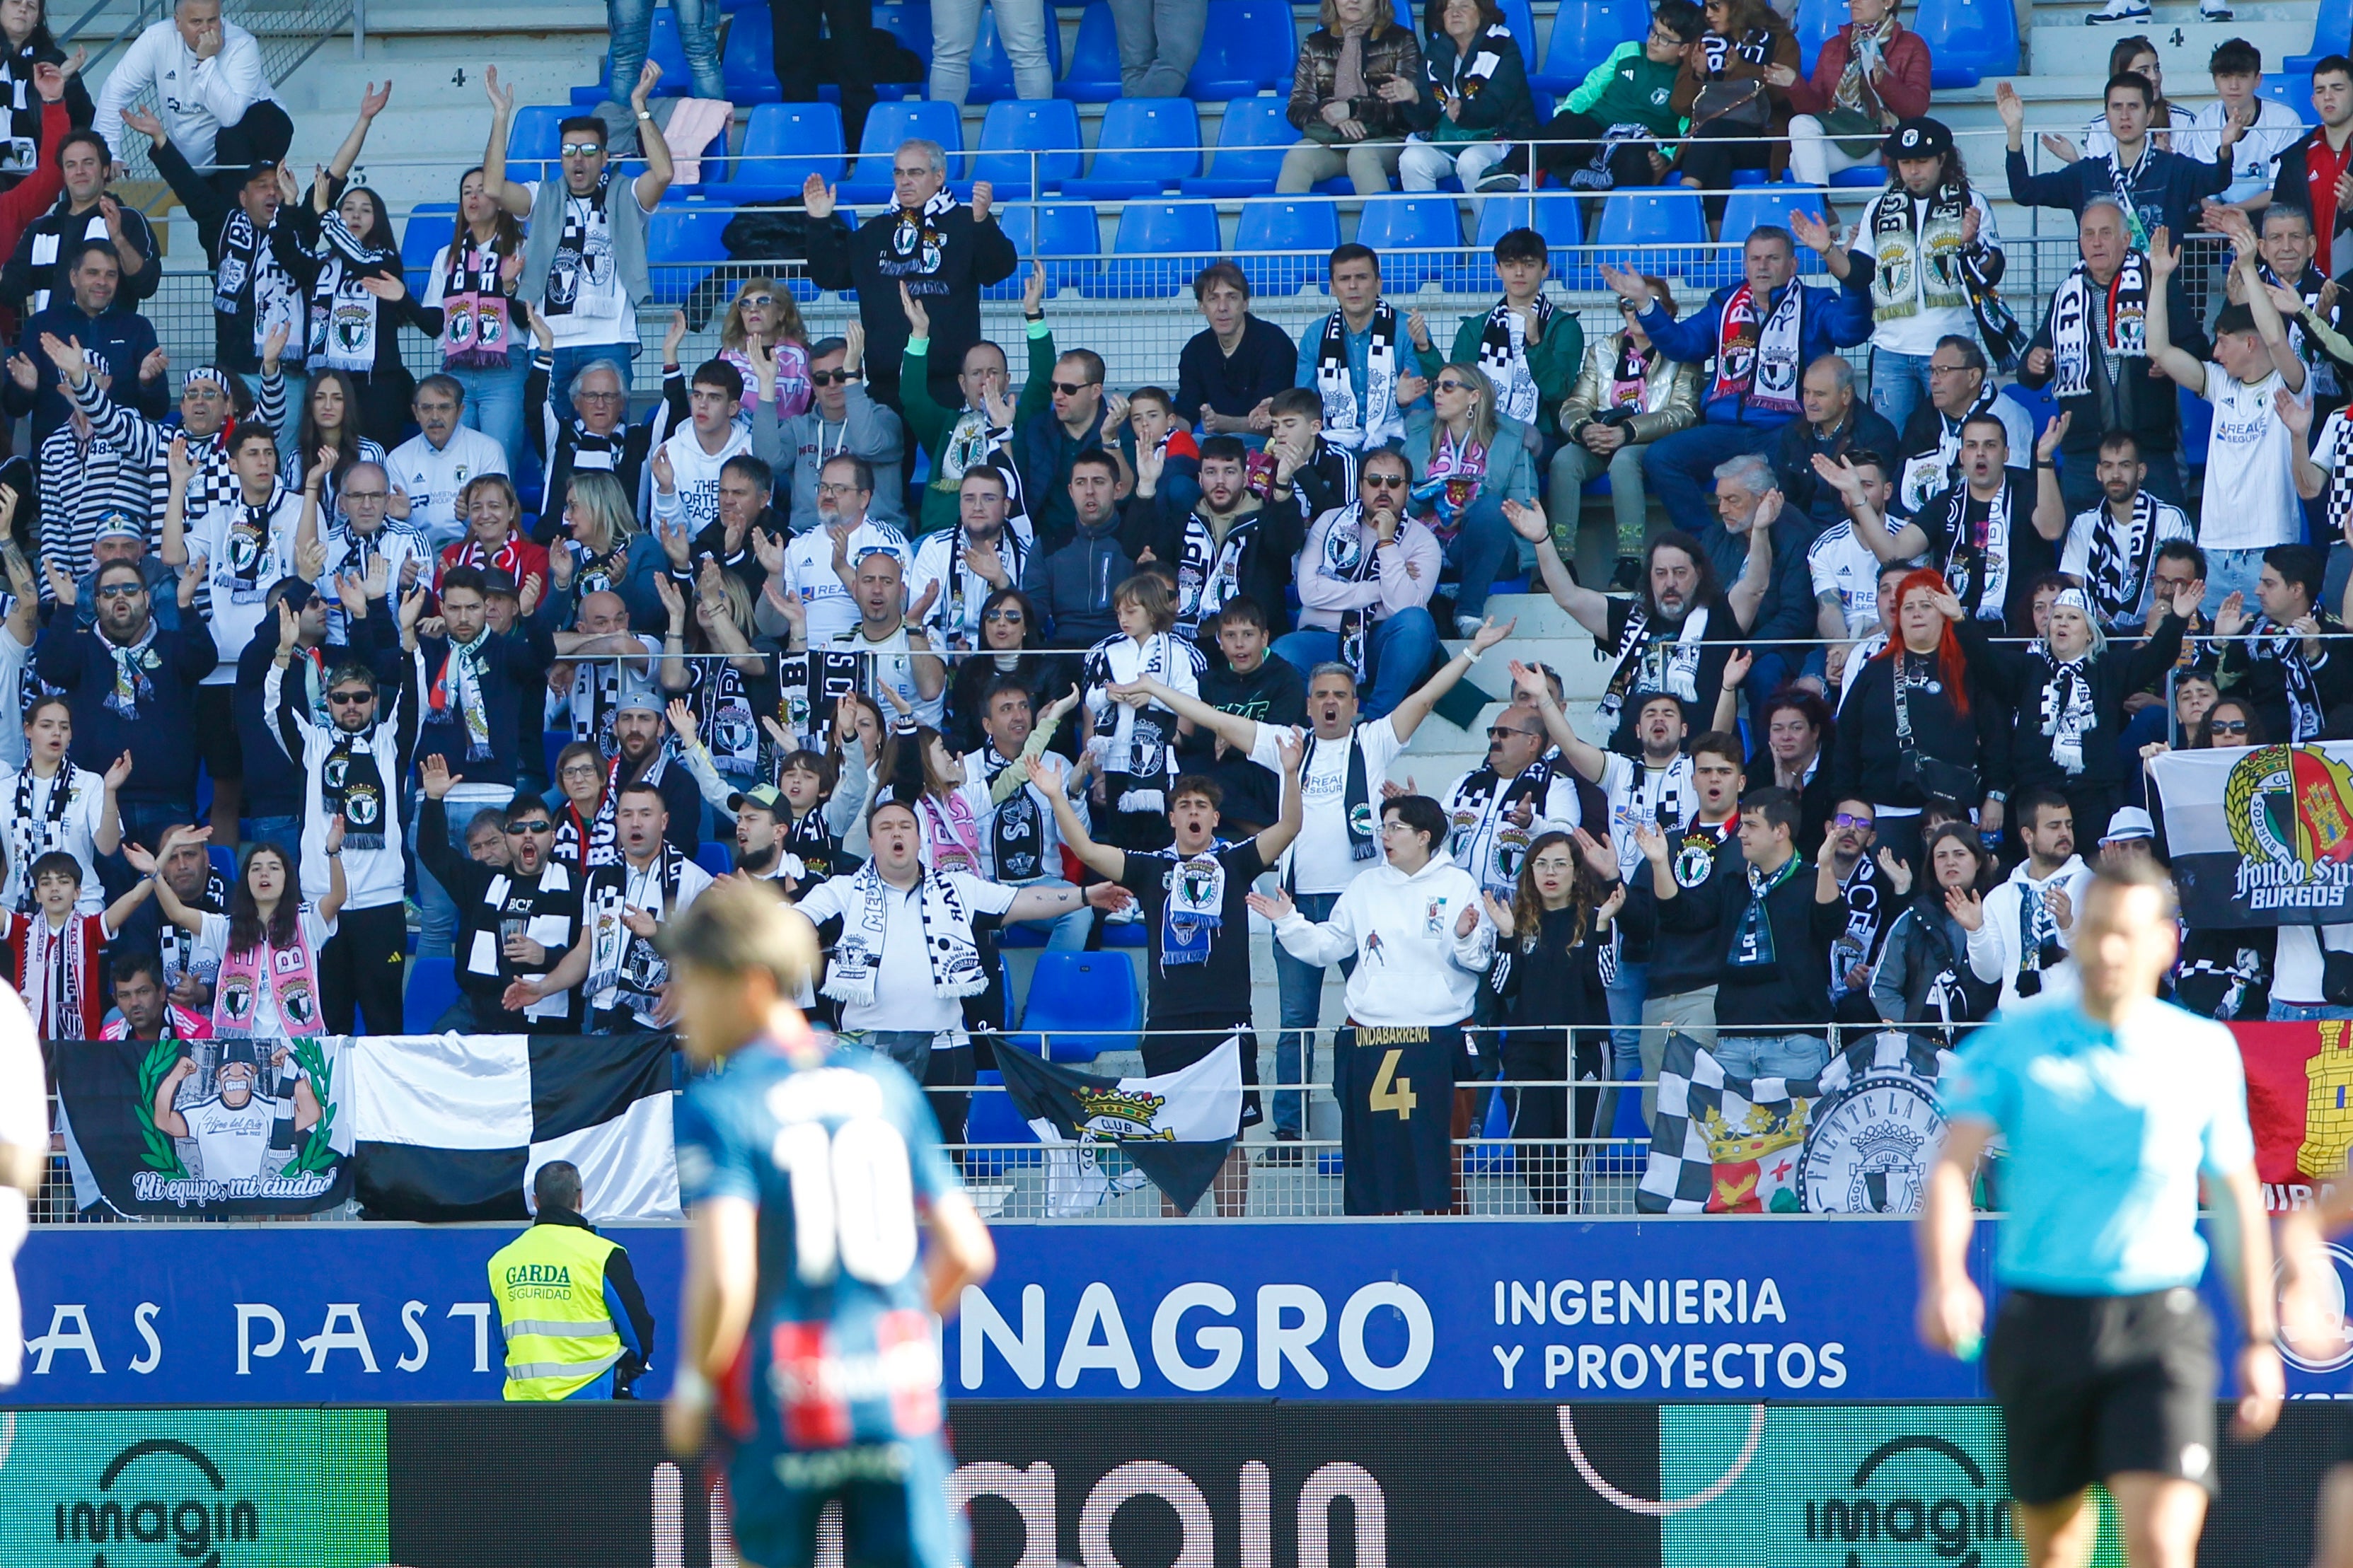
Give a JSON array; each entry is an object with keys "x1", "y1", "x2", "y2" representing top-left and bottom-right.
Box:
[
  {"x1": 1251, "y1": 793, "x2": 1495, "y2": 1214},
  {"x1": 1960, "y1": 786, "x2": 2093, "y2": 1013}
]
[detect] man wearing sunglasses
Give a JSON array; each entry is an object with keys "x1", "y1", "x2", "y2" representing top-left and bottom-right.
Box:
[
  {"x1": 526, "y1": 323, "x2": 688, "y2": 543},
  {"x1": 262, "y1": 585, "x2": 422, "y2": 1034},
  {"x1": 1438, "y1": 699, "x2": 1584, "y2": 901},
  {"x1": 801, "y1": 139, "x2": 1018, "y2": 415},
  {"x1": 1273, "y1": 449, "x2": 1446, "y2": 720},
  {"x1": 417, "y1": 751, "x2": 584, "y2": 1033},
  {"x1": 899, "y1": 265, "x2": 1050, "y2": 537},
  {"x1": 772, "y1": 332, "x2": 906, "y2": 530},
  {"x1": 1019, "y1": 347, "x2": 1114, "y2": 552}
]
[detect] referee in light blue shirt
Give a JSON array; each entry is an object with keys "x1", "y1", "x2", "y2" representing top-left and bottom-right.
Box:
[{"x1": 1917, "y1": 855, "x2": 2282, "y2": 1568}]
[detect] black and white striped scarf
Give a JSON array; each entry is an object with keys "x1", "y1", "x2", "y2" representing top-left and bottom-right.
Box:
[{"x1": 1475, "y1": 296, "x2": 1556, "y2": 425}]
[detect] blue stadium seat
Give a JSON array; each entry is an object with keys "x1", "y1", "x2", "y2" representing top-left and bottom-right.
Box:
[
  {"x1": 647, "y1": 199, "x2": 734, "y2": 303},
  {"x1": 208, "y1": 845, "x2": 238, "y2": 884},
  {"x1": 839, "y1": 99, "x2": 965, "y2": 204},
  {"x1": 1496, "y1": 0, "x2": 1537, "y2": 66},
  {"x1": 710, "y1": 102, "x2": 845, "y2": 201},
  {"x1": 2262, "y1": 72, "x2": 2318, "y2": 125},
  {"x1": 1186, "y1": 0, "x2": 1300, "y2": 98},
  {"x1": 1235, "y1": 196, "x2": 1339, "y2": 296},
  {"x1": 1062, "y1": 97, "x2": 1201, "y2": 199},
  {"x1": 1474, "y1": 189, "x2": 1584, "y2": 250},
  {"x1": 1056, "y1": 1, "x2": 1123, "y2": 99},
  {"x1": 1585, "y1": 186, "x2": 1706, "y2": 284},
  {"x1": 1829, "y1": 164, "x2": 1885, "y2": 187},
  {"x1": 1530, "y1": 0, "x2": 1647, "y2": 94},
  {"x1": 1353, "y1": 194, "x2": 1463, "y2": 290},
  {"x1": 965, "y1": 1068, "x2": 1044, "y2": 1171},
  {"x1": 401, "y1": 204, "x2": 459, "y2": 296},
  {"x1": 693, "y1": 843, "x2": 734, "y2": 878},
  {"x1": 1793, "y1": 0, "x2": 1843, "y2": 76},
  {"x1": 722, "y1": 5, "x2": 780, "y2": 102},
  {"x1": 1911, "y1": 0, "x2": 2016, "y2": 88},
  {"x1": 1020, "y1": 200, "x2": 1104, "y2": 294},
  {"x1": 504, "y1": 104, "x2": 570, "y2": 185},
  {"x1": 969, "y1": 2, "x2": 1068, "y2": 100},
  {"x1": 2286, "y1": 0, "x2": 2352, "y2": 79},
  {"x1": 592, "y1": 8, "x2": 694, "y2": 97},
  {"x1": 1092, "y1": 199, "x2": 1220, "y2": 298},
  {"x1": 1464, "y1": 1087, "x2": 1514, "y2": 1176},
  {"x1": 969, "y1": 98, "x2": 1082, "y2": 197},
  {"x1": 1716, "y1": 180, "x2": 1829, "y2": 284},
  {"x1": 1179, "y1": 94, "x2": 1294, "y2": 197},
  {"x1": 873, "y1": 0, "x2": 934, "y2": 64},
  {"x1": 2179, "y1": 383, "x2": 2214, "y2": 465},
  {"x1": 403, "y1": 956, "x2": 461, "y2": 1035},
  {"x1": 1006, "y1": 951, "x2": 1139, "y2": 1060}
]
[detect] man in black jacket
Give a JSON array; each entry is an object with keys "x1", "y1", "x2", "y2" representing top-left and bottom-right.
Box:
[
  {"x1": 0, "y1": 127, "x2": 161, "y2": 318},
  {"x1": 1143, "y1": 435, "x2": 1302, "y2": 642},
  {"x1": 417, "y1": 760, "x2": 584, "y2": 1033},
  {"x1": 1634, "y1": 786, "x2": 1846, "y2": 1081},
  {"x1": 800, "y1": 141, "x2": 1018, "y2": 414},
  {"x1": 1022, "y1": 451, "x2": 1132, "y2": 647}
]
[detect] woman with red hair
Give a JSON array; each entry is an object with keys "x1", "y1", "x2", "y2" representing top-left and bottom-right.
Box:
[{"x1": 1830, "y1": 568, "x2": 2001, "y2": 866}]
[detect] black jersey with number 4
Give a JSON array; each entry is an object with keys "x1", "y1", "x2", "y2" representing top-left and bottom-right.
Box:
[{"x1": 1334, "y1": 1023, "x2": 1458, "y2": 1214}]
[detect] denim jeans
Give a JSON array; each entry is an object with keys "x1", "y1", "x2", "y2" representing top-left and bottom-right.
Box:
[
  {"x1": 1271, "y1": 888, "x2": 1351, "y2": 1137},
  {"x1": 2270, "y1": 1001, "x2": 2353, "y2": 1021},
  {"x1": 930, "y1": 0, "x2": 1053, "y2": 103},
  {"x1": 608, "y1": 0, "x2": 725, "y2": 102},
  {"x1": 1641, "y1": 422, "x2": 1777, "y2": 535},
  {"x1": 240, "y1": 370, "x2": 306, "y2": 468},
  {"x1": 2202, "y1": 547, "x2": 2270, "y2": 620},
  {"x1": 1107, "y1": 0, "x2": 1206, "y2": 97},
  {"x1": 548, "y1": 342, "x2": 642, "y2": 419},
  {"x1": 1869, "y1": 349, "x2": 1934, "y2": 436},
  {"x1": 415, "y1": 791, "x2": 511, "y2": 959},
  {"x1": 453, "y1": 360, "x2": 533, "y2": 482},
  {"x1": 1443, "y1": 493, "x2": 1518, "y2": 624},
  {"x1": 1271, "y1": 606, "x2": 1440, "y2": 721},
  {"x1": 1712, "y1": 1030, "x2": 1831, "y2": 1080},
  {"x1": 1601, "y1": 956, "x2": 1646, "y2": 1135},
  {"x1": 241, "y1": 814, "x2": 302, "y2": 854}
]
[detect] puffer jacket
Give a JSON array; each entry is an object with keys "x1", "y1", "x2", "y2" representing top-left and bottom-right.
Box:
[
  {"x1": 1288, "y1": 24, "x2": 1428, "y2": 140},
  {"x1": 1406, "y1": 21, "x2": 1537, "y2": 143},
  {"x1": 1557, "y1": 332, "x2": 1702, "y2": 446}
]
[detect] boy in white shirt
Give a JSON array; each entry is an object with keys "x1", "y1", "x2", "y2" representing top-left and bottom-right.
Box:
[{"x1": 649, "y1": 359, "x2": 753, "y2": 537}]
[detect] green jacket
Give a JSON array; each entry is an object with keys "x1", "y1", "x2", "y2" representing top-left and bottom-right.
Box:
[
  {"x1": 1568, "y1": 41, "x2": 1687, "y2": 146},
  {"x1": 900, "y1": 319, "x2": 1057, "y2": 536},
  {"x1": 1412, "y1": 305, "x2": 1583, "y2": 441}
]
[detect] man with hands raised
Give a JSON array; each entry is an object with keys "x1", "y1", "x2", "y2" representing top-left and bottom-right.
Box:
[
  {"x1": 6, "y1": 240, "x2": 164, "y2": 447},
  {"x1": 898, "y1": 267, "x2": 1049, "y2": 536},
  {"x1": 417, "y1": 751, "x2": 584, "y2": 1033},
  {"x1": 650, "y1": 359, "x2": 753, "y2": 540},
  {"x1": 800, "y1": 140, "x2": 1018, "y2": 414},
  {"x1": 2209, "y1": 542, "x2": 2353, "y2": 742},
  {"x1": 33, "y1": 327, "x2": 166, "y2": 588}
]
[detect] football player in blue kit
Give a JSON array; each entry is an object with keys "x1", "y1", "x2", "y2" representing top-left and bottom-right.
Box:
[{"x1": 659, "y1": 878, "x2": 997, "y2": 1568}]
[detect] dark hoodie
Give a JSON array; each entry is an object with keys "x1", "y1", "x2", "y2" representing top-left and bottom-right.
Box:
[{"x1": 1021, "y1": 511, "x2": 1133, "y2": 647}]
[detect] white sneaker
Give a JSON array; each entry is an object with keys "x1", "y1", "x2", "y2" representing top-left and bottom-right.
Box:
[
  {"x1": 2199, "y1": 0, "x2": 2234, "y2": 16},
  {"x1": 2087, "y1": 0, "x2": 2152, "y2": 23}
]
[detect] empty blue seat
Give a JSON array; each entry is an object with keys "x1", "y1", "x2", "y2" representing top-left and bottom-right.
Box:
[
  {"x1": 1464, "y1": 1087, "x2": 1515, "y2": 1176},
  {"x1": 969, "y1": 97, "x2": 1081, "y2": 197},
  {"x1": 1586, "y1": 186, "x2": 1706, "y2": 284},
  {"x1": 693, "y1": 842, "x2": 734, "y2": 878},
  {"x1": 838, "y1": 98, "x2": 964, "y2": 204},
  {"x1": 403, "y1": 956, "x2": 460, "y2": 1035},
  {"x1": 1235, "y1": 196, "x2": 1339, "y2": 296},
  {"x1": 1716, "y1": 180, "x2": 1829, "y2": 283},
  {"x1": 721, "y1": 4, "x2": 780, "y2": 102},
  {"x1": 1530, "y1": 0, "x2": 1647, "y2": 93},
  {"x1": 1912, "y1": 0, "x2": 2016, "y2": 88},
  {"x1": 872, "y1": 0, "x2": 934, "y2": 64},
  {"x1": 1793, "y1": 0, "x2": 1844, "y2": 76},
  {"x1": 2286, "y1": 0, "x2": 2352, "y2": 79},
  {"x1": 1829, "y1": 163, "x2": 1885, "y2": 187},
  {"x1": 208, "y1": 845, "x2": 239, "y2": 884},
  {"x1": 1091, "y1": 199, "x2": 1220, "y2": 298},
  {"x1": 401, "y1": 203, "x2": 459, "y2": 296},
  {"x1": 964, "y1": 1069, "x2": 1045, "y2": 1171},
  {"x1": 969, "y1": 2, "x2": 1067, "y2": 100},
  {"x1": 1007, "y1": 951, "x2": 1139, "y2": 1060},
  {"x1": 1179, "y1": 94, "x2": 1293, "y2": 197},
  {"x1": 1187, "y1": 0, "x2": 1300, "y2": 98},
  {"x1": 1496, "y1": 0, "x2": 1537, "y2": 66},
  {"x1": 2262, "y1": 72, "x2": 2318, "y2": 125},
  {"x1": 988, "y1": 200, "x2": 1101, "y2": 295},
  {"x1": 1056, "y1": 1, "x2": 1123, "y2": 99},
  {"x1": 647, "y1": 200, "x2": 734, "y2": 303},
  {"x1": 1353, "y1": 194, "x2": 1462, "y2": 289},
  {"x1": 504, "y1": 103, "x2": 570, "y2": 185},
  {"x1": 1063, "y1": 97, "x2": 1201, "y2": 199},
  {"x1": 712, "y1": 101, "x2": 845, "y2": 199}
]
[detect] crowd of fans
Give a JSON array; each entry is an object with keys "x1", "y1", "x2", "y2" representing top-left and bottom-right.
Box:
[{"x1": 17, "y1": 0, "x2": 2353, "y2": 1215}]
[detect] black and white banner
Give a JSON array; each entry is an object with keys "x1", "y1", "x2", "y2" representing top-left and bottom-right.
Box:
[
  {"x1": 345, "y1": 1032, "x2": 681, "y2": 1222},
  {"x1": 994, "y1": 1035, "x2": 1242, "y2": 1215},
  {"x1": 2151, "y1": 743, "x2": 2353, "y2": 926}
]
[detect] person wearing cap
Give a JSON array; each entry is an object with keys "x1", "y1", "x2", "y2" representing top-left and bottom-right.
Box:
[
  {"x1": 1780, "y1": 0, "x2": 1931, "y2": 194},
  {"x1": 91, "y1": 0, "x2": 289, "y2": 178},
  {"x1": 6, "y1": 238, "x2": 166, "y2": 448},
  {"x1": 602, "y1": 682, "x2": 703, "y2": 859},
  {"x1": 1, "y1": 124, "x2": 162, "y2": 321},
  {"x1": 411, "y1": 561, "x2": 556, "y2": 958},
  {"x1": 264, "y1": 584, "x2": 420, "y2": 1033},
  {"x1": 66, "y1": 513, "x2": 175, "y2": 630},
  {"x1": 417, "y1": 751, "x2": 583, "y2": 1032},
  {"x1": 1839, "y1": 118, "x2": 2012, "y2": 437},
  {"x1": 33, "y1": 332, "x2": 163, "y2": 592},
  {"x1": 722, "y1": 784, "x2": 800, "y2": 884}
]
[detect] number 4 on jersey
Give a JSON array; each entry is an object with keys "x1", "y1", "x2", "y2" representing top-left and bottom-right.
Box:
[{"x1": 1369, "y1": 1048, "x2": 1417, "y2": 1120}]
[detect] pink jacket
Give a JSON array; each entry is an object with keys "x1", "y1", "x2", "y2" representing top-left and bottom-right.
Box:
[
  {"x1": 1786, "y1": 25, "x2": 1932, "y2": 122},
  {"x1": 1295, "y1": 509, "x2": 1441, "y2": 633}
]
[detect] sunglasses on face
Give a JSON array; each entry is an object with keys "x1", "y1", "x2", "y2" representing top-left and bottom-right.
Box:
[
  {"x1": 1051, "y1": 381, "x2": 1099, "y2": 396},
  {"x1": 740, "y1": 294, "x2": 775, "y2": 308},
  {"x1": 1486, "y1": 726, "x2": 1538, "y2": 741},
  {"x1": 1834, "y1": 812, "x2": 1874, "y2": 830},
  {"x1": 809, "y1": 370, "x2": 853, "y2": 386},
  {"x1": 2211, "y1": 719, "x2": 2249, "y2": 733},
  {"x1": 1363, "y1": 473, "x2": 1406, "y2": 490},
  {"x1": 559, "y1": 142, "x2": 604, "y2": 158},
  {"x1": 328, "y1": 690, "x2": 374, "y2": 705},
  {"x1": 95, "y1": 583, "x2": 142, "y2": 598},
  {"x1": 983, "y1": 608, "x2": 1024, "y2": 622},
  {"x1": 1435, "y1": 378, "x2": 1473, "y2": 393},
  {"x1": 506, "y1": 820, "x2": 554, "y2": 835}
]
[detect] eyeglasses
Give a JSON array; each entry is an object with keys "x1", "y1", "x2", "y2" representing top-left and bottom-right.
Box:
[
  {"x1": 342, "y1": 489, "x2": 388, "y2": 503},
  {"x1": 558, "y1": 762, "x2": 603, "y2": 779},
  {"x1": 1833, "y1": 812, "x2": 1875, "y2": 830},
  {"x1": 816, "y1": 481, "x2": 865, "y2": 497},
  {"x1": 506, "y1": 820, "x2": 554, "y2": 835},
  {"x1": 95, "y1": 582, "x2": 142, "y2": 598},
  {"x1": 1051, "y1": 381, "x2": 1099, "y2": 396},
  {"x1": 983, "y1": 608, "x2": 1025, "y2": 622},
  {"x1": 740, "y1": 294, "x2": 775, "y2": 308},
  {"x1": 1362, "y1": 473, "x2": 1407, "y2": 490},
  {"x1": 560, "y1": 141, "x2": 605, "y2": 157},
  {"x1": 328, "y1": 690, "x2": 374, "y2": 705},
  {"x1": 809, "y1": 370, "x2": 854, "y2": 386},
  {"x1": 574, "y1": 388, "x2": 626, "y2": 403},
  {"x1": 1926, "y1": 363, "x2": 1972, "y2": 377}
]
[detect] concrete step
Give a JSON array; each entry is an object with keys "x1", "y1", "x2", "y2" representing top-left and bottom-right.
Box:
[{"x1": 2027, "y1": 18, "x2": 2314, "y2": 84}]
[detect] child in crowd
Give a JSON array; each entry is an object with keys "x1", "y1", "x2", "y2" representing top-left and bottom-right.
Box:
[
  {"x1": 2, "y1": 848, "x2": 162, "y2": 1039},
  {"x1": 1083, "y1": 573, "x2": 1204, "y2": 851}
]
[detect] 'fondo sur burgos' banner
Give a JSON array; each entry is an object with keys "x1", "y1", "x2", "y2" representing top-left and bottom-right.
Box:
[{"x1": 2153, "y1": 743, "x2": 2353, "y2": 924}]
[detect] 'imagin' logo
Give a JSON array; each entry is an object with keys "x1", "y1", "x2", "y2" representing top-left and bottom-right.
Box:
[
  {"x1": 51, "y1": 1439, "x2": 261, "y2": 1568},
  {"x1": 1803, "y1": 1435, "x2": 2011, "y2": 1568}
]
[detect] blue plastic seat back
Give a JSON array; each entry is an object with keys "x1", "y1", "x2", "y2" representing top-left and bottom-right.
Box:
[
  {"x1": 1911, "y1": 0, "x2": 2017, "y2": 87},
  {"x1": 647, "y1": 200, "x2": 735, "y2": 303},
  {"x1": 872, "y1": 0, "x2": 935, "y2": 64},
  {"x1": 1186, "y1": 0, "x2": 1300, "y2": 97},
  {"x1": 1235, "y1": 196, "x2": 1339, "y2": 296},
  {"x1": 1716, "y1": 181, "x2": 1829, "y2": 285},
  {"x1": 722, "y1": 4, "x2": 781, "y2": 102},
  {"x1": 1011, "y1": 951, "x2": 1140, "y2": 1059},
  {"x1": 1588, "y1": 186, "x2": 1707, "y2": 284},
  {"x1": 1793, "y1": 0, "x2": 1843, "y2": 75},
  {"x1": 966, "y1": 1068, "x2": 1045, "y2": 1171},
  {"x1": 403, "y1": 956, "x2": 461, "y2": 1035},
  {"x1": 1353, "y1": 194, "x2": 1462, "y2": 290},
  {"x1": 1181, "y1": 94, "x2": 1294, "y2": 195},
  {"x1": 1471, "y1": 190, "x2": 1583, "y2": 283},
  {"x1": 1056, "y1": 1, "x2": 1124, "y2": 98},
  {"x1": 1533, "y1": 0, "x2": 1648, "y2": 89},
  {"x1": 2262, "y1": 73, "x2": 2318, "y2": 125},
  {"x1": 989, "y1": 201, "x2": 1102, "y2": 296},
  {"x1": 726, "y1": 101, "x2": 848, "y2": 194},
  {"x1": 1067, "y1": 97, "x2": 1201, "y2": 196},
  {"x1": 693, "y1": 843, "x2": 734, "y2": 878},
  {"x1": 1097, "y1": 199, "x2": 1221, "y2": 298},
  {"x1": 402, "y1": 203, "x2": 459, "y2": 295},
  {"x1": 845, "y1": 98, "x2": 966, "y2": 187},
  {"x1": 2287, "y1": 0, "x2": 2353, "y2": 74},
  {"x1": 972, "y1": 98, "x2": 1082, "y2": 194},
  {"x1": 504, "y1": 104, "x2": 570, "y2": 185},
  {"x1": 970, "y1": 1, "x2": 1068, "y2": 99}
]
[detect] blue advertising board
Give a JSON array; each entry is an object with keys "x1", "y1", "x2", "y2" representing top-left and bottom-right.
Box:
[{"x1": 11, "y1": 1217, "x2": 2343, "y2": 1407}]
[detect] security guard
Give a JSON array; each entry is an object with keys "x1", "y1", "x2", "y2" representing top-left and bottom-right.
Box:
[{"x1": 487, "y1": 1161, "x2": 657, "y2": 1400}]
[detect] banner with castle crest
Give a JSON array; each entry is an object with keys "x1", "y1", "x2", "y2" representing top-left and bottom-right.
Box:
[
  {"x1": 994, "y1": 1033, "x2": 1244, "y2": 1216},
  {"x1": 1638, "y1": 1031, "x2": 1950, "y2": 1215},
  {"x1": 2151, "y1": 743, "x2": 2353, "y2": 926},
  {"x1": 2234, "y1": 1020, "x2": 2353, "y2": 1209}
]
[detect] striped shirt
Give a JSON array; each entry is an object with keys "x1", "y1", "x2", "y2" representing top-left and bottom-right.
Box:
[{"x1": 39, "y1": 373, "x2": 163, "y2": 585}]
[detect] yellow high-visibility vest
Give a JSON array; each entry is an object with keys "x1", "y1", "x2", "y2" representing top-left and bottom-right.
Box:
[{"x1": 487, "y1": 1221, "x2": 624, "y2": 1401}]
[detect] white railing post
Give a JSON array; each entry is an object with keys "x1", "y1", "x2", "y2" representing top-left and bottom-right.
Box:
[{"x1": 352, "y1": 0, "x2": 366, "y2": 60}]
